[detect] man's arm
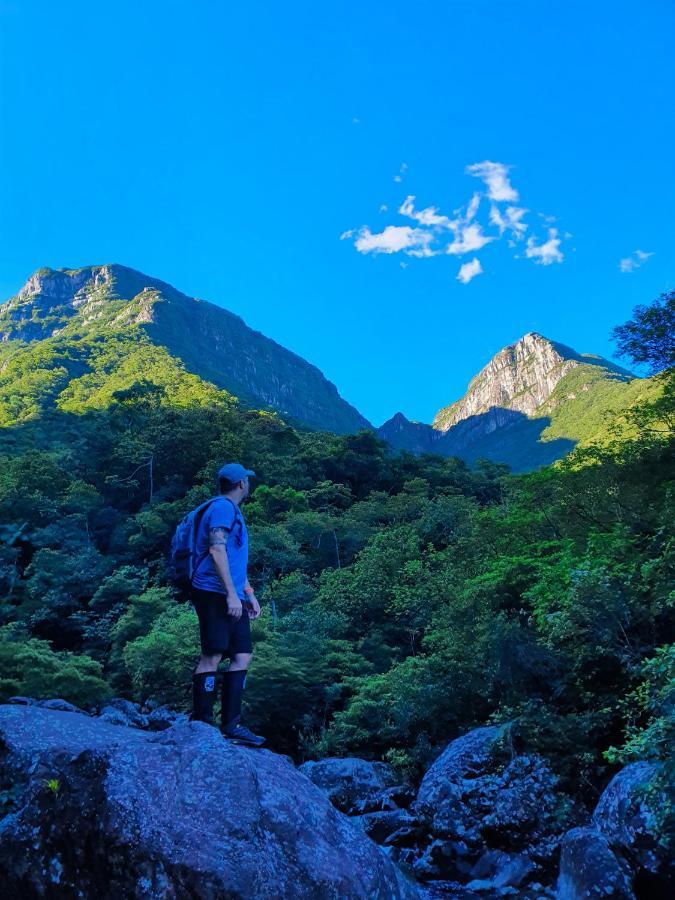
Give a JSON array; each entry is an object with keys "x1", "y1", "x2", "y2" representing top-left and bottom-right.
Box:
[{"x1": 208, "y1": 526, "x2": 243, "y2": 619}]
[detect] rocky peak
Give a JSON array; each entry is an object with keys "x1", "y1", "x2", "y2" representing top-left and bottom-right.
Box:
[{"x1": 432, "y1": 332, "x2": 632, "y2": 432}]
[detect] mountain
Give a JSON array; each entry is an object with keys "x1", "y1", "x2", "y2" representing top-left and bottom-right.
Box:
[
  {"x1": 377, "y1": 332, "x2": 657, "y2": 472},
  {"x1": 0, "y1": 265, "x2": 371, "y2": 435}
]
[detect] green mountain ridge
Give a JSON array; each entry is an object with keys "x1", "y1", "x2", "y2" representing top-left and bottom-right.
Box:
[
  {"x1": 1, "y1": 265, "x2": 663, "y2": 473},
  {"x1": 0, "y1": 265, "x2": 371, "y2": 435}
]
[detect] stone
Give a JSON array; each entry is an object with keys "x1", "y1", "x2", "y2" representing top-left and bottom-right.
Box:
[
  {"x1": 98, "y1": 706, "x2": 137, "y2": 727},
  {"x1": 298, "y1": 756, "x2": 399, "y2": 814},
  {"x1": 0, "y1": 705, "x2": 418, "y2": 898},
  {"x1": 105, "y1": 697, "x2": 148, "y2": 728},
  {"x1": 7, "y1": 697, "x2": 35, "y2": 706},
  {"x1": 556, "y1": 827, "x2": 635, "y2": 900},
  {"x1": 415, "y1": 725, "x2": 503, "y2": 838},
  {"x1": 469, "y1": 849, "x2": 536, "y2": 888},
  {"x1": 357, "y1": 809, "x2": 419, "y2": 844},
  {"x1": 591, "y1": 761, "x2": 662, "y2": 873},
  {"x1": 35, "y1": 698, "x2": 88, "y2": 715},
  {"x1": 145, "y1": 704, "x2": 188, "y2": 731},
  {"x1": 353, "y1": 783, "x2": 416, "y2": 814}
]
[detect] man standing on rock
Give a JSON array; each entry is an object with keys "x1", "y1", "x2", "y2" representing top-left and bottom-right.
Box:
[{"x1": 190, "y1": 462, "x2": 265, "y2": 747}]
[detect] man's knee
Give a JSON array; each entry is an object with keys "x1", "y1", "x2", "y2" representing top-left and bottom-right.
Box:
[
  {"x1": 196, "y1": 653, "x2": 222, "y2": 672},
  {"x1": 231, "y1": 652, "x2": 252, "y2": 669}
]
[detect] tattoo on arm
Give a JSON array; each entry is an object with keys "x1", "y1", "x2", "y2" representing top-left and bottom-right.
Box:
[{"x1": 209, "y1": 526, "x2": 228, "y2": 548}]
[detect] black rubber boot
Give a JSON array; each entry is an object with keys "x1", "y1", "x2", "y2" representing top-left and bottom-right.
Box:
[
  {"x1": 190, "y1": 670, "x2": 218, "y2": 724},
  {"x1": 220, "y1": 669, "x2": 265, "y2": 747}
]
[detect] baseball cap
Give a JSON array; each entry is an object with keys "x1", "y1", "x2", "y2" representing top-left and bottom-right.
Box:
[{"x1": 217, "y1": 462, "x2": 256, "y2": 483}]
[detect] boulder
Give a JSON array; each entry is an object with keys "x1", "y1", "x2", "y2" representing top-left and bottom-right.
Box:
[
  {"x1": 104, "y1": 697, "x2": 149, "y2": 729},
  {"x1": 556, "y1": 827, "x2": 635, "y2": 900},
  {"x1": 298, "y1": 756, "x2": 399, "y2": 814},
  {"x1": 412, "y1": 725, "x2": 579, "y2": 889},
  {"x1": 146, "y1": 704, "x2": 188, "y2": 731},
  {"x1": 35, "y1": 698, "x2": 88, "y2": 714},
  {"x1": 416, "y1": 727, "x2": 574, "y2": 856},
  {"x1": 415, "y1": 726, "x2": 502, "y2": 836},
  {"x1": 357, "y1": 809, "x2": 419, "y2": 844},
  {"x1": 0, "y1": 705, "x2": 418, "y2": 899},
  {"x1": 592, "y1": 761, "x2": 662, "y2": 873},
  {"x1": 353, "y1": 783, "x2": 416, "y2": 814},
  {"x1": 97, "y1": 706, "x2": 136, "y2": 727},
  {"x1": 469, "y1": 849, "x2": 536, "y2": 888}
]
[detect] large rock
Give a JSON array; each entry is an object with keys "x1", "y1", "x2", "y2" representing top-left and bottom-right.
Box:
[
  {"x1": 592, "y1": 761, "x2": 663, "y2": 874},
  {"x1": 413, "y1": 725, "x2": 577, "y2": 888},
  {"x1": 555, "y1": 762, "x2": 674, "y2": 899},
  {"x1": 0, "y1": 705, "x2": 418, "y2": 898},
  {"x1": 556, "y1": 827, "x2": 635, "y2": 900},
  {"x1": 298, "y1": 756, "x2": 399, "y2": 814},
  {"x1": 415, "y1": 726, "x2": 502, "y2": 837}
]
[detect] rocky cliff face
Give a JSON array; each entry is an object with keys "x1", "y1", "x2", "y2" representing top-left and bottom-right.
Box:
[
  {"x1": 0, "y1": 265, "x2": 372, "y2": 435},
  {"x1": 377, "y1": 333, "x2": 637, "y2": 471},
  {"x1": 432, "y1": 332, "x2": 632, "y2": 432}
]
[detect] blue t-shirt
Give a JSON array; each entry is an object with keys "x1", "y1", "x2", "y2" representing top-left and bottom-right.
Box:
[{"x1": 191, "y1": 497, "x2": 249, "y2": 598}]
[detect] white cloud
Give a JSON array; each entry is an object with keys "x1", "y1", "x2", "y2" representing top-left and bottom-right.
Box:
[
  {"x1": 489, "y1": 204, "x2": 528, "y2": 237},
  {"x1": 393, "y1": 162, "x2": 408, "y2": 183},
  {"x1": 446, "y1": 223, "x2": 495, "y2": 255},
  {"x1": 399, "y1": 195, "x2": 456, "y2": 229},
  {"x1": 464, "y1": 191, "x2": 481, "y2": 222},
  {"x1": 352, "y1": 225, "x2": 434, "y2": 255},
  {"x1": 525, "y1": 228, "x2": 564, "y2": 265},
  {"x1": 343, "y1": 158, "x2": 568, "y2": 282},
  {"x1": 457, "y1": 258, "x2": 483, "y2": 284},
  {"x1": 466, "y1": 161, "x2": 518, "y2": 202},
  {"x1": 619, "y1": 249, "x2": 653, "y2": 273}
]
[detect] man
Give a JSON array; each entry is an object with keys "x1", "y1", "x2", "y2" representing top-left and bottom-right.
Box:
[{"x1": 190, "y1": 462, "x2": 265, "y2": 747}]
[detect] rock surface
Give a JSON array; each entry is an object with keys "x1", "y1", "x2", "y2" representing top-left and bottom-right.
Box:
[
  {"x1": 556, "y1": 827, "x2": 635, "y2": 900},
  {"x1": 298, "y1": 756, "x2": 400, "y2": 814},
  {"x1": 0, "y1": 704, "x2": 417, "y2": 899}
]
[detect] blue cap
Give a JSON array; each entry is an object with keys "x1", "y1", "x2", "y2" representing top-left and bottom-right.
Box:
[{"x1": 218, "y1": 462, "x2": 256, "y2": 483}]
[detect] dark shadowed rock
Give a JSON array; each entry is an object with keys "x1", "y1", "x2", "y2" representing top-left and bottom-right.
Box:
[
  {"x1": 357, "y1": 809, "x2": 420, "y2": 844},
  {"x1": 412, "y1": 725, "x2": 578, "y2": 889},
  {"x1": 0, "y1": 705, "x2": 418, "y2": 899},
  {"x1": 298, "y1": 756, "x2": 399, "y2": 814},
  {"x1": 468, "y1": 849, "x2": 536, "y2": 888},
  {"x1": 7, "y1": 697, "x2": 35, "y2": 706},
  {"x1": 592, "y1": 761, "x2": 663, "y2": 874},
  {"x1": 415, "y1": 726, "x2": 502, "y2": 835},
  {"x1": 104, "y1": 697, "x2": 149, "y2": 728},
  {"x1": 35, "y1": 698, "x2": 88, "y2": 714},
  {"x1": 556, "y1": 827, "x2": 635, "y2": 900},
  {"x1": 98, "y1": 705, "x2": 137, "y2": 727},
  {"x1": 353, "y1": 783, "x2": 416, "y2": 814},
  {"x1": 146, "y1": 704, "x2": 188, "y2": 731}
]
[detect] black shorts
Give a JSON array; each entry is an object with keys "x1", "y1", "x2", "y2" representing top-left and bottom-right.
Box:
[{"x1": 191, "y1": 588, "x2": 253, "y2": 657}]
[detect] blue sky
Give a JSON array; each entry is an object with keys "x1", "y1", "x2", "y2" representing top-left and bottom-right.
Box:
[{"x1": 1, "y1": 1, "x2": 673, "y2": 426}]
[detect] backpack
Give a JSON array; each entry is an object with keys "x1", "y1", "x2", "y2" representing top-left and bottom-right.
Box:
[{"x1": 168, "y1": 496, "x2": 238, "y2": 591}]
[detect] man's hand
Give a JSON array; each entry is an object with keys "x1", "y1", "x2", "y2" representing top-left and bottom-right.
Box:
[
  {"x1": 246, "y1": 593, "x2": 261, "y2": 620},
  {"x1": 226, "y1": 593, "x2": 243, "y2": 619},
  {"x1": 244, "y1": 585, "x2": 261, "y2": 620}
]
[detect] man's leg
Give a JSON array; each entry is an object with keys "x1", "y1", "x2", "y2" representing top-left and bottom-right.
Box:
[
  {"x1": 191, "y1": 652, "x2": 222, "y2": 724},
  {"x1": 221, "y1": 651, "x2": 265, "y2": 746}
]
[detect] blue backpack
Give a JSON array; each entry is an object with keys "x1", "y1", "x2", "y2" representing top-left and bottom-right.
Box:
[{"x1": 168, "y1": 496, "x2": 237, "y2": 591}]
